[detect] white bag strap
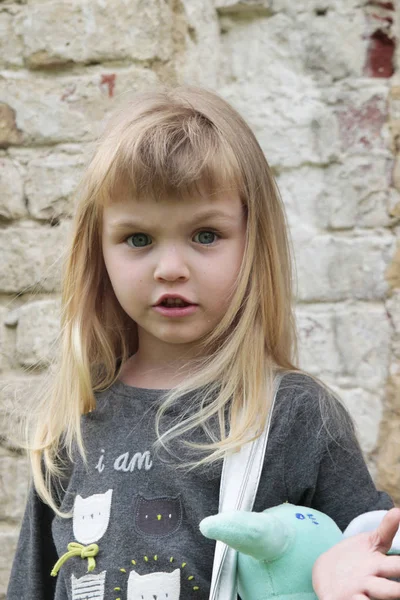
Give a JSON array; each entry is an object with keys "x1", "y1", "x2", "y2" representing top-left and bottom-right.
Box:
[{"x1": 208, "y1": 372, "x2": 284, "y2": 600}]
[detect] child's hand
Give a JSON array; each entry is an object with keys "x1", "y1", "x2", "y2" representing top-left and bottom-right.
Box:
[{"x1": 312, "y1": 508, "x2": 400, "y2": 600}]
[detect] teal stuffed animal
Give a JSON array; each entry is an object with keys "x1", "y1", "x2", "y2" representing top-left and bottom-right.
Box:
[{"x1": 200, "y1": 503, "x2": 343, "y2": 600}]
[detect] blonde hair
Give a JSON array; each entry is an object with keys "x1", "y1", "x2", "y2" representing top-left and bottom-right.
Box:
[{"x1": 28, "y1": 86, "x2": 299, "y2": 514}]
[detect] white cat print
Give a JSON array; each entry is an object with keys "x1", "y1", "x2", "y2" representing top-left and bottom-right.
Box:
[
  {"x1": 127, "y1": 568, "x2": 181, "y2": 600},
  {"x1": 73, "y1": 489, "x2": 113, "y2": 544}
]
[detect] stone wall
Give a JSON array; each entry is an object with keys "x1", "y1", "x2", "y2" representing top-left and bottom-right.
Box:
[{"x1": 0, "y1": 0, "x2": 399, "y2": 596}]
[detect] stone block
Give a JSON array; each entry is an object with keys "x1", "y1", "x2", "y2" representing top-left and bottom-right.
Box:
[
  {"x1": 325, "y1": 81, "x2": 391, "y2": 154},
  {"x1": 392, "y1": 155, "x2": 400, "y2": 190},
  {"x1": 293, "y1": 229, "x2": 395, "y2": 302},
  {"x1": 0, "y1": 156, "x2": 26, "y2": 220},
  {"x1": 389, "y1": 85, "x2": 400, "y2": 121},
  {"x1": 218, "y1": 12, "x2": 354, "y2": 167},
  {"x1": 321, "y1": 156, "x2": 399, "y2": 229},
  {"x1": 296, "y1": 306, "x2": 340, "y2": 377},
  {"x1": 25, "y1": 152, "x2": 86, "y2": 220},
  {"x1": 278, "y1": 155, "x2": 396, "y2": 231},
  {"x1": 10, "y1": 299, "x2": 61, "y2": 369},
  {"x1": 176, "y1": 0, "x2": 220, "y2": 88},
  {"x1": 297, "y1": 303, "x2": 391, "y2": 390},
  {"x1": 0, "y1": 524, "x2": 19, "y2": 598},
  {"x1": 220, "y1": 82, "x2": 340, "y2": 169},
  {"x1": 0, "y1": 308, "x2": 5, "y2": 374},
  {"x1": 335, "y1": 303, "x2": 391, "y2": 390},
  {"x1": 0, "y1": 11, "x2": 24, "y2": 69},
  {"x1": 0, "y1": 104, "x2": 23, "y2": 149},
  {"x1": 386, "y1": 240, "x2": 400, "y2": 289},
  {"x1": 0, "y1": 66, "x2": 159, "y2": 145},
  {"x1": 218, "y1": 12, "x2": 303, "y2": 85},
  {"x1": 15, "y1": 0, "x2": 173, "y2": 67},
  {"x1": 12, "y1": 300, "x2": 60, "y2": 367},
  {"x1": 7, "y1": 143, "x2": 95, "y2": 166},
  {"x1": 0, "y1": 449, "x2": 29, "y2": 521},
  {"x1": 299, "y1": 9, "x2": 366, "y2": 83},
  {"x1": 0, "y1": 377, "x2": 42, "y2": 450},
  {"x1": 386, "y1": 290, "x2": 400, "y2": 358},
  {"x1": 0, "y1": 306, "x2": 15, "y2": 374},
  {"x1": 218, "y1": 6, "x2": 366, "y2": 89},
  {"x1": 388, "y1": 188, "x2": 400, "y2": 220},
  {"x1": 0, "y1": 221, "x2": 71, "y2": 294},
  {"x1": 278, "y1": 167, "x2": 325, "y2": 230},
  {"x1": 338, "y1": 387, "x2": 383, "y2": 455}
]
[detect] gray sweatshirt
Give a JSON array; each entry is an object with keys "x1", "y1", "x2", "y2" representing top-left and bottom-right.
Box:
[{"x1": 7, "y1": 372, "x2": 393, "y2": 600}]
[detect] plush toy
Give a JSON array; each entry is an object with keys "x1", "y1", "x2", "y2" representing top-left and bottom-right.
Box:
[
  {"x1": 343, "y1": 510, "x2": 400, "y2": 553},
  {"x1": 200, "y1": 503, "x2": 343, "y2": 600}
]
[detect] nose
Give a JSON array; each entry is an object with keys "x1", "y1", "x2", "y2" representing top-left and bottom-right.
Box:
[{"x1": 153, "y1": 244, "x2": 190, "y2": 282}]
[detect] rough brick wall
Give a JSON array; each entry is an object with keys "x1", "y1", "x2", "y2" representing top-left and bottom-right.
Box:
[{"x1": 0, "y1": 0, "x2": 399, "y2": 596}]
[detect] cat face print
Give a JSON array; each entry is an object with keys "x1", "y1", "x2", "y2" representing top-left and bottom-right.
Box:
[
  {"x1": 135, "y1": 495, "x2": 182, "y2": 536},
  {"x1": 73, "y1": 489, "x2": 113, "y2": 544},
  {"x1": 71, "y1": 571, "x2": 106, "y2": 600},
  {"x1": 127, "y1": 568, "x2": 180, "y2": 600}
]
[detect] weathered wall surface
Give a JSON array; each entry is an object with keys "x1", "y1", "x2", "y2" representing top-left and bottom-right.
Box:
[{"x1": 0, "y1": 0, "x2": 399, "y2": 596}]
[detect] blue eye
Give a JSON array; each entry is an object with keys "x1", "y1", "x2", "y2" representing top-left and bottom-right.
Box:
[
  {"x1": 193, "y1": 231, "x2": 218, "y2": 245},
  {"x1": 127, "y1": 233, "x2": 152, "y2": 247}
]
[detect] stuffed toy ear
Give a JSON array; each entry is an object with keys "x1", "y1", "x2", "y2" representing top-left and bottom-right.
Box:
[
  {"x1": 344, "y1": 511, "x2": 400, "y2": 554},
  {"x1": 200, "y1": 510, "x2": 294, "y2": 561}
]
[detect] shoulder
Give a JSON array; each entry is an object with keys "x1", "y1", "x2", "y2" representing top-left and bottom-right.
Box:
[
  {"x1": 275, "y1": 370, "x2": 335, "y2": 413},
  {"x1": 273, "y1": 370, "x2": 356, "y2": 446},
  {"x1": 277, "y1": 369, "x2": 333, "y2": 398},
  {"x1": 276, "y1": 370, "x2": 350, "y2": 416}
]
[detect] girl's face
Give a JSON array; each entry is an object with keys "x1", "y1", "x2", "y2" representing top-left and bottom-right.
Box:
[{"x1": 101, "y1": 190, "x2": 246, "y2": 363}]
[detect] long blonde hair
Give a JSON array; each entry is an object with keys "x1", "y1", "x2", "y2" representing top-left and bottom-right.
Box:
[{"x1": 28, "y1": 86, "x2": 299, "y2": 514}]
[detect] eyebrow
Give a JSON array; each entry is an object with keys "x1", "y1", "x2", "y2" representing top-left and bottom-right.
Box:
[{"x1": 107, "y1": 209, "x2": 239, "y2": 231}]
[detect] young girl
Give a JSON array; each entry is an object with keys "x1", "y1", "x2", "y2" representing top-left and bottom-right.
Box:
[{"x1": 7, "y1": 86, "x2": 400, "y2": 600}]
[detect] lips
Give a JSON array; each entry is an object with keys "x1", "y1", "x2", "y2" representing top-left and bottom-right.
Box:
[{"x1": 153, "y1": 297, "x2": 198, "y2": 318}]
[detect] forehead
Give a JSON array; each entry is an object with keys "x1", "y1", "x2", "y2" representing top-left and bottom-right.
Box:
[{"x1": 102, "y1": 190, "x2": 244, "y2": 229}]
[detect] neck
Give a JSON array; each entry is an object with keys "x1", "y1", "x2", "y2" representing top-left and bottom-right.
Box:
[
  {"x1": 119, "y1": 327, "x2": 209, "y2": 389},
  {"x1": 119, "y1": 347, "x2": 204, "y2": 390}
]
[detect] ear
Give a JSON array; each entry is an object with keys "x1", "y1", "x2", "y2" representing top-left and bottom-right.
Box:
[
  {"x1": 172, "y1": 568, "x2": 180, "y2": 578},
  {"x1": 128, "y1": 569, "x2": 139, "y2": 579},
  {"x1": 200, "y1": 511, "x2": 294, "y2": 561}
]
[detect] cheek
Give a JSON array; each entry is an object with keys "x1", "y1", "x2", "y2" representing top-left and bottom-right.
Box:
[
  {"x1": 206, "y1": 256, "x2": 243, "y2": 303},
  {"x1": 104, "y1": 249, "x2": 139, "y2": 284},
  {"x1": 219, "y1": 243, "x2": 244, "y2": 283},
  {"x1": 115, "y1": 271, "x2": 149, "y2": 301},
  {"x1": 103, "y1": 252, "x2": 148, "y2": 302}
]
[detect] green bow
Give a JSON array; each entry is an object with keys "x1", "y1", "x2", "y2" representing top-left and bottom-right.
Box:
[{"x1": 51, "y1": 542, "x2": 99, "y2": 577}]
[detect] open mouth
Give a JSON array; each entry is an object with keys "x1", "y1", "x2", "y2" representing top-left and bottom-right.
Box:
[
  {"x1": 153, "y1": 296, "x2": 198, "y2": 316},
  {"x1": 159, "y1": 298, "x2": 192, "y2": 307}
]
